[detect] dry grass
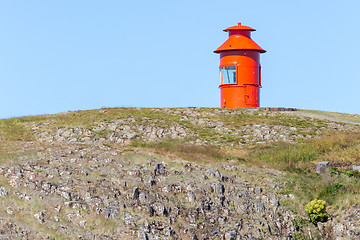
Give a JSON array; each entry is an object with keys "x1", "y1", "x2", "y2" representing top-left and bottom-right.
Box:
[
  {"x1": 131, "y1": 138, "x2": 223, "y2": 163},
  {"x1": 303, "y1": 109, "x2": 360, "y2": 123},
  {"x1": 0, "y1": 140, "x2": 42, "y2": 166},
  {"x1": 0, "y1": 118, "x2": 35, "y2": 141},
  {"x1": 35, "y1": 108, "x2": 181, "y2": 129},
  {"x1": 246, "y1": 131, "x2": 360, "y2": 171}
]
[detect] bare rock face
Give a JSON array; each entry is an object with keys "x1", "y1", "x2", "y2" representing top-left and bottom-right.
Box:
[
  {"x1": 0, "y1": 145, "x2": 306, "y2": 239},
  {"x1": 0, "y1": 107, "x2": 359, "y2": 239},
  {"x1": 0, "y1": 145, "x2": 316, "y2": 239}
]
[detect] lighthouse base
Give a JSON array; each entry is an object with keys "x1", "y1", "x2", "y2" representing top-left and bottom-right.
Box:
[{"x1": 220, "y1": 85, "x2": 259, "y2": 108}]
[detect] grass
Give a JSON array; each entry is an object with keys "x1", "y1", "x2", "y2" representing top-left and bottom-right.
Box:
[
  {"x1": 44, "y1": 108, "x2": 182, "y2": 129},
  {"x1": 247, "y1": 131, "x2": 360, "y2": 171},
  {"x1": 219, "y1": 112, "x2": 272, "y2": 127},
  {"x1": 278, "y1": 169, "x2": 360, "y2": 227},
  {"x1": 0, "y1": 118, "x2": 35, "y2": 141},
  {"x1": 272, "y1": 114, "x2": 325, "y2": 128},
  {"x1": 0, "y1": 140, "x2": 39, "y2": 166},
  {"x1": 317, "y1": 182, "x2": 345, "y2": 200},
  {"x1": 131, "y1": 138, "x2": 223, "y2": 162},
  {"x1": 303, "y1": 109, "x2": 360, "y2": 123}
]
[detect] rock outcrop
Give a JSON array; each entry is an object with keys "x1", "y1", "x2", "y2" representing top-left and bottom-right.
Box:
[{"x1": 0, "y1": 107, "x2": 359, "y2": 239}]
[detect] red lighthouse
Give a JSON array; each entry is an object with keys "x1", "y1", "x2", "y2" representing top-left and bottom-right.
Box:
[{"x1": 214, "y1": 22, "x2": 266, "y2": 108}]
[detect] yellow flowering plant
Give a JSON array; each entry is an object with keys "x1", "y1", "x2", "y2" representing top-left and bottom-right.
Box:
[{"x1": 305, "y1": 199, "x2": 328, "y2": 224}]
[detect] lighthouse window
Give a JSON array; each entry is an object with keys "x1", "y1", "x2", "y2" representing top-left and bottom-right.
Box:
[{"x1": 219, "y1": 66, "x2": 236, "y2": 84}]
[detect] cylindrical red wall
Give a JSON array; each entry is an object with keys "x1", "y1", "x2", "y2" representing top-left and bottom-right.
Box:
[{"x1": 219, "y1": 50, "x2": 261, "y2": 108}]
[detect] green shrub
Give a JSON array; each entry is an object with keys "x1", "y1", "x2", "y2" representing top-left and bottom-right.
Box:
[
  {"x1": 331, "y1": 168, "x2": 360, "y2": 178},
  {"x1": 344, "y1": 170, "x2": 360, "y2": 178},
  {"x1": 317, "y1": 182, "x2": 344, "y2": 201},
  {"x1": 305, "y1": 199, "x2": 328, "y2": 224},
  {"x1": 292, "y1": 218, "x2": 307, "y2": 231}
]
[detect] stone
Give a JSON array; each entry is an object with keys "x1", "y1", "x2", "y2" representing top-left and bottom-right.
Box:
[
  {"x1": 353, "y1": 166, "x2": 360, "y2": 171},
  {"x1": 164, "y1": 226, "x2": 175, "y2": 237},
  {"x1": 138, "y1": 230, "x2": 148, "y2": 240},
  {"x1": 254, "y1": 201, "x2": 266, "y2": 214},
  {"x1": 6, "y1": 207, "x2": 14, "y2": 215},
  {"x1": 221, "y1": 176, "x2": 229, "y2": 182},
  {"x1": 133, "y1": 187, "x2": 140, "y2": 200},
  {"x1": 215, "y1": 170, "x2": 222, "y2": 178},
  {"x1": 186, "y1": 183, "x2": 194, "y2": 191},
  {"x1": 148, "y1": 206, "x2": 154, "y2": 217},
  {"x1": 59, "y1": 191, "x2": 72, "y2": 201},
  {"x1": 255, "y1": 187, "x2": 263, "y2": 194},
  {"x1": 213, "y1": 183, "x2": 225, "y2": 195},
  {"x1": 139, "y1": 192, "x2": 149, "y2": 204},
  {"x1": 154, "y1": 163, "x2": 166, "y2": 176},
  {"x1": 225, "y1": 230, "x2": 237, "y2": 240},
  {"x1": 34, "y1": 212, "x2": 45, "y2": 224},
  {"x1": 124, "y1": 211, "x2": 134, "y2": 226},
  {"x1": 145, "y1": 175, "x2": 156, "y2": 187},
  {"x1": 0, "y1": 186, "x2": 8, "y2": 197},
  {"x1": 218, "y1": 216, "x2": 226, "y2": 225},
  {"x1": 187, "y1": 192, "x2": 196, "y2": 203},
  {"x1": 152, "y1": 202, "x2": 167, "y2": 216},
  {"x1": 333, "y1": 223, "x2": 346, "y2": 236},
  {"x1": 103, "y1": 207, "x2": 120, "y2": 219},
  {"x1": 316, "y1": 161, "x2": 329, "y2": 173},
  {"x1": 79, "y1": 220, "x2": 86, "y2": 228}
]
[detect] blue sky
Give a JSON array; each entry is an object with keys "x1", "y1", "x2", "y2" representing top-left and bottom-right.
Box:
[{"x1": 1, "y1": 0, "x2": 359, "y2": 118}]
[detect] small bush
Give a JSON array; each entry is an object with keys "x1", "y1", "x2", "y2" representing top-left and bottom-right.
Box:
[{"x1": 305, "y1": 199, "x2": 328, "y2": 224}]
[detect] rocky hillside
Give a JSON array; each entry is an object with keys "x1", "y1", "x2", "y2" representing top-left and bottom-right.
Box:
[{"x1": 0, "y1": 108, "x2": 359, "y2": 239}]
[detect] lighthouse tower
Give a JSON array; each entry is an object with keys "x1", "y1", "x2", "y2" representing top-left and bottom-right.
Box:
[{"x1": 214, "y1": 22, "x2": 266, "y2": 108}]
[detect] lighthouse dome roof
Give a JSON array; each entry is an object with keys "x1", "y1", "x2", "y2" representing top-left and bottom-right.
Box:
[{"x1": 223, "y1": 22, "x2": 256, "y2": 32}]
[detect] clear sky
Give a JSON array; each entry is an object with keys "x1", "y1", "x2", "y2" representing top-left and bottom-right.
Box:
[{"x1": 1, "y1": 0, "x2": 359, "y2": 119}]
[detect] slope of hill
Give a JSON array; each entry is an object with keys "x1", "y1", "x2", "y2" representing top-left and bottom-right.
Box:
[{"x1": 0, "y1": 108, "x2": 359, "y2": 239}]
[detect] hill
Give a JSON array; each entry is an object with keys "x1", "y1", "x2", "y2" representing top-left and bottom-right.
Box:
[{"x1": 0, "y1": 108, "x2": 359, "y2": 239}]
